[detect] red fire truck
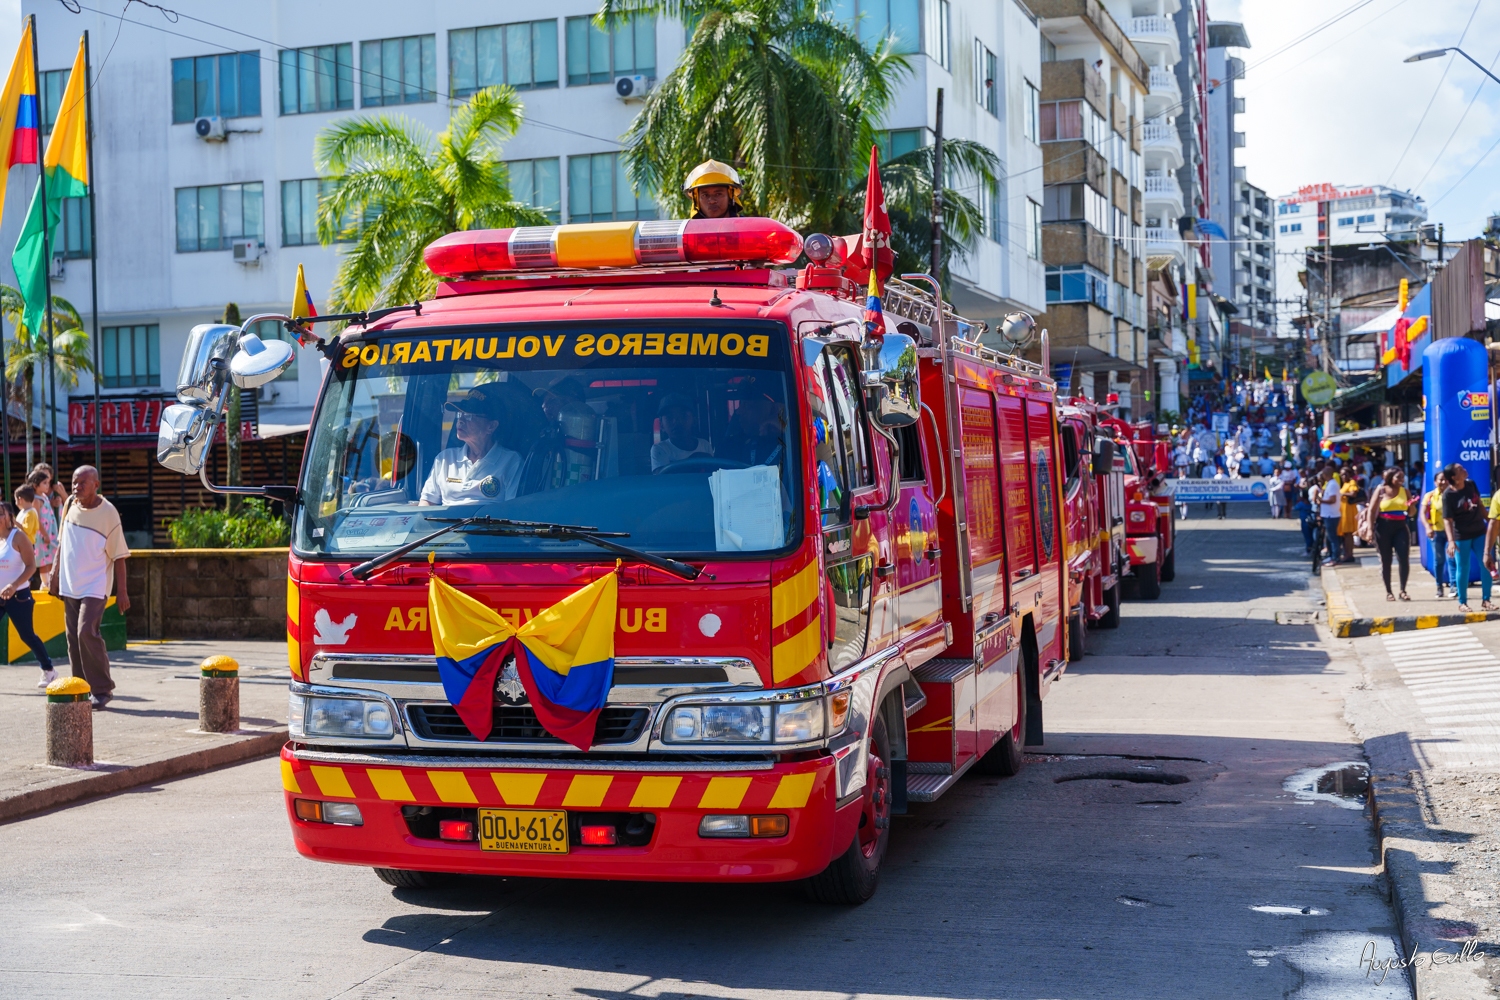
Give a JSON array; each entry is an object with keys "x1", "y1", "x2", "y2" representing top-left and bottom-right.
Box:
[
  {"x1": 1057, "y1": 400, "x2": 1127, "y2": 655},
  {"x1": 156, "y1": 217, "x2": 1070, "y2": 904},
  {"x1": 1099, "y1": 417, "x2": 1176, "y2": 599}
]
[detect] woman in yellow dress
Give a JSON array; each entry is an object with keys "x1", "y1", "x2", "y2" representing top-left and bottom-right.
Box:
[{"x1": 1337, "y1": 466, "x2": 1361, "y2": 563}]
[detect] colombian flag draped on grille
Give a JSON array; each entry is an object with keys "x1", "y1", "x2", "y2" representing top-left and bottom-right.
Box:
[
  {"x1": 0, "y1": 20, "x2": 40, "y2": 223},
  {"x1": 11, "y1": 35, "x2": 86, "y2": 335},
  {"x1": 429, "y1": 573, "x2": 618, "y2": 749}
]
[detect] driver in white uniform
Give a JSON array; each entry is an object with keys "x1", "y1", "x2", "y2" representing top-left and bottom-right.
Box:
[
  {"x1": 420, "y1": 384, "x2": 522, "y2": 505},
  {"x1": 650, "y1": 393, "x2": 714, "y2": 471}
]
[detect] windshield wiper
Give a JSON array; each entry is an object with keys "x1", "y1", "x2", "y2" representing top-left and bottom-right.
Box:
[{"x1": 345, "y1": 515, "x2": 701, "y2": 582}]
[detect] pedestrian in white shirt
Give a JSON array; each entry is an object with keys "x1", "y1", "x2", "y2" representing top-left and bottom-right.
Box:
[
  {"x1": 46, "y1": 466, "x2": 130, "y2": 711},
  {"x1": 420, "y1": 384, "x2": 522, "y2": 506}
]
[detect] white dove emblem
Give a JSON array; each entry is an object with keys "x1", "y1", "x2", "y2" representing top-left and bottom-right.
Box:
[{"x1": 312, "y1": 609, "x2": 357, "y2": 646}]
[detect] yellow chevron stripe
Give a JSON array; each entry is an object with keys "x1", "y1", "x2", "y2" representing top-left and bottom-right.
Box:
[
  {"x1": 771, "y1": 614, "x2": 822, "y2": 682},
  {"x1": 767, "y1": 773, "x2": 816, "y2": 809},
  {"x1": 309, "y1": 765, "x2": 354, "y2": 798},
  {"x1": 909, "y1": 715, "x2": 953, "y2": 734},
  {"x1": 427, "y1": 770, "x2": 477, "y2": 803},
  {"x1": 629, "y1": 775, "x2": 682, "y2": 808},
  {"x1": 279, "y1": 759, "x2": 301, "y2": 793},
  {"x1": 492, "y1": 772, "x2": 548, "y2": 805},
  {"x1": 698, "y1": 776, "x2": 752, "y2": 809},
  {"x1": 366, "y1": 768, "x2": 415, "y2": 801},
  {"x1": 772, "y1": 560, "x2": 819, "y2": 628},
  {"x1": 562, "y1": 774, "x2": 613, "y2": 807}
]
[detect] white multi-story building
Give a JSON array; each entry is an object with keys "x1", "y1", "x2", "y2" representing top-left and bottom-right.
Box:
[{"x1": 5, "y1": 0, "x2": 1044, "y2": 450}]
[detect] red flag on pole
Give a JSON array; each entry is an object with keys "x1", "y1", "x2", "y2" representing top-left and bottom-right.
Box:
[
  {"x1": 1392, "y1": 317, "x2": 1412, "y2": 371},
  {"x1": 861, "y1": 145, "x2": 894, "y2": 288}
]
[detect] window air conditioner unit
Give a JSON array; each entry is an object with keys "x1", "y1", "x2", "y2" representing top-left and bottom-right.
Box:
[
  {"x1": 614, "y1": 75, "x2": 652, "y2": 101},
  {"x1": 47, "y1": 255, "x2": 64, "y2": 280},
  {"x1": 194, "y1": 116, "x2": 227, "y2": 141},
  {"x1": 231, "y1": 239, "x2": 263, "y2": 264}
]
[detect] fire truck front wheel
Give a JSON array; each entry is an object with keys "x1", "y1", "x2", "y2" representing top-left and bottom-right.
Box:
[
  {"x1": 374, "y1": 867, "x2": 444, "y2": 889},
  {"x1": 1098, "y1": 584, "x2": 1121, "y2": 629},
  {"x1": 803, "y1": 713, "x2": 891, "y2": 905},
  {"x1": 1067, "y1": 612, "x2": 1086, "y2": 661},
  {"x1": 1161, "y1": 546, "x2": 1176, "y2": 583},
  {"x1": 1135, "y1": 562, "x2": 1162, "y2": 600}
]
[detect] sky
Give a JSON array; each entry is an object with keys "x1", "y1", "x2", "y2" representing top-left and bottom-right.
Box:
[{"x1": 0, "y1": 0, "x2": 1496, "y2": 238}]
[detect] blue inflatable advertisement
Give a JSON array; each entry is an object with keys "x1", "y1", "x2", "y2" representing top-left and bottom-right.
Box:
[{"x1": 1418, "y1": 337, "x2": 1491, "y2": 581}]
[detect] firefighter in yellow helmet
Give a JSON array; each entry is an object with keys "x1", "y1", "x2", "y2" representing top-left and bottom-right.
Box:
[{"x1": 683, "y1": 160, "x2": 743, "y2": 220}]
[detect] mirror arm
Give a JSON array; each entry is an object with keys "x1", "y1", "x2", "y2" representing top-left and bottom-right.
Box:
[
  {"x1": 192, "y1": 370, "x2": 299, "y2": 504},
  {"x1": 855, "y1": 426, "x2": 902, "y2": 520}
]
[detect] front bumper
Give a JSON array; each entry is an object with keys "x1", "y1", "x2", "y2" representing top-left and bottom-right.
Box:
[
  {"x1": 280, "y1": 745, "x2": 853, "y2": 882},
  {"x1": 1126, "y1": 536, "x2": 1159, "y2": 567}
]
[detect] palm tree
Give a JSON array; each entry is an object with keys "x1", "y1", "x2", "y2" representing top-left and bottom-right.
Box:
[
  {"x1": 604, "y1": 0, "x2": 907, "y2": 231},
  {"x1": 0, "y1": 285, "x2": 89, "y2": 469},
  {"x1": 314, "y1": 86, "x2": 552, "y2": 313}
]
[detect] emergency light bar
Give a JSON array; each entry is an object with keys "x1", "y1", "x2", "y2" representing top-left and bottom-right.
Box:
[{"x1": 424, "y1": 217, "x2": 804, "y2": 278}]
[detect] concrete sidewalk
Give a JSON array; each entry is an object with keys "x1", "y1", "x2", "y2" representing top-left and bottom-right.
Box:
[
  {"x1": 1321, "y1": 549, "x2": 1500, "y2": 637},
  {"x1": 0, "y1": 640, "x2": 289, "y2": 823}
]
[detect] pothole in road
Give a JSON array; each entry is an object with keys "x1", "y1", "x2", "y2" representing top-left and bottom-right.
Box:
[
  {"x1": 1284, "y1": 761, "x2": 1369, "y2": 810},
  {"x1": 1055, "y1": 771, "x2": 1191, "y2": 785}
]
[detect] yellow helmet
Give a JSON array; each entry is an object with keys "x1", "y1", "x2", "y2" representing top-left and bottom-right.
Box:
[{"x1": 683, "y1": 159, "x2": 743, "y2": 195}]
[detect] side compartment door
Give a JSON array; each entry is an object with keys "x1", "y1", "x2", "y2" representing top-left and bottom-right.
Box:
[
  {"x1": 961, "y1": 388, "x2": 1014, "y2": 762},
  {"x1": 1025, "y1": 398, "x2": 1065, "y2": 673}
]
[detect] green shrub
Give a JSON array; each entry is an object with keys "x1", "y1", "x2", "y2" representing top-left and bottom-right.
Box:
[{"x1": 167, "y1": 498, "x2": 289, "y2": 549}]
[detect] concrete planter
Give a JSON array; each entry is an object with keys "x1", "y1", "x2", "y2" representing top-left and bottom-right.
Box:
[{"x1": 126, "y1": 548, "x2": 289, "y2": 641}]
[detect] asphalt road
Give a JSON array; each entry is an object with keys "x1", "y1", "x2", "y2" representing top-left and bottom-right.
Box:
[{"x1": 0, "y1": 507, "x2": 1411, "y2": 1000}]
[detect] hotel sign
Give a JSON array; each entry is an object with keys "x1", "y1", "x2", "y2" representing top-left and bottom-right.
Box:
[{"x1": 1280, "y1": 183, "x2": 1375, "y2": 206}]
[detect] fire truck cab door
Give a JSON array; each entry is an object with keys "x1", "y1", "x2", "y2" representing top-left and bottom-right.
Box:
[{"x1": 894, "y1": 423, "x2": 941, "y2": 633}]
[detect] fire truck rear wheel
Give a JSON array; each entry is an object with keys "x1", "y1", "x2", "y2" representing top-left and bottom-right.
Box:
[
  {"x1": 374, "y1": 868, "x2": 442, "y2": 889},
  {"x1": 803, "y1": 713, "x2": 891, "y2": 905},
  {"x1": 1099, "y1": 584, "x2": 1121, "y2": 629},
  {"x1": 1161, "y1": 546, "x2": 1176, "y2": 583},
  {"x1": 1066, "y1": 612, "x2": 1086, "y2": 661},
  {"x1": 1136, "y1": 562, "x2": 1162, "y2": 600}
]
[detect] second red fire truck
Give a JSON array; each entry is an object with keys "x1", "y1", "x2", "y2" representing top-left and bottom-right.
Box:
[{"x1": 158, "y1": 216, "x2": 1077, "y2": 903}]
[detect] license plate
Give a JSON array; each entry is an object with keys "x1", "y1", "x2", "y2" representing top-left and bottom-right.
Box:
[{"x1": 477, "y1": 809, "x2": 569, "y2": 854}]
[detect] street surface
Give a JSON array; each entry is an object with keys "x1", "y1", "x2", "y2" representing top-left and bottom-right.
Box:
[{"x1": 0, "y1": 508, "x2": 1412, "y2": 999}]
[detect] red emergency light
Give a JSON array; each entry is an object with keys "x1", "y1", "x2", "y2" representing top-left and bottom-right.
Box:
[{"x1": 424, "y1": 218, "x2": 805, "y2": 278}]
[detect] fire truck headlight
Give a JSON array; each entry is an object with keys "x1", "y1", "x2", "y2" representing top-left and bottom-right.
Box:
[
  {"x1": 288, "y1": 690, "x2": 307, "y2": 738},
  {"x1": 305, "y1": 696, "x2": 399, "y2": 739},
  {"x1": 774, "y1": 699, "x2": 823, "y2": 742},
  {"x1": 664, "y1": 704, "x2": 772, "y2": 743}
]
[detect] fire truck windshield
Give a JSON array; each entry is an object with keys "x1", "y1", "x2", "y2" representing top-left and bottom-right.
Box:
[{"x1": 296, "y1": 322, "x2": 801, "y2": 561}]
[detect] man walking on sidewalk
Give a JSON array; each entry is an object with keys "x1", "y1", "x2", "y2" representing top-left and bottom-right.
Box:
[{"x1": 45, "y1": 466, "x2": 131, "y2": 711}]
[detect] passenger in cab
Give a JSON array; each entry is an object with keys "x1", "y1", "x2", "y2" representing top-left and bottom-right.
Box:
[
  {"x1": 684, "y1": 160, "x2": 743, "y2": 220},
  {"x1": 719, "y1": 378, "x2": 785, "y2": 467},
  {"x1": 420, "y1": 384, "x2": 521, "y2": 505},
  {"x1": 517, "y1": 376, "x2": 600, "y2": 493},
  {"x1": 650, "y1": 394, "x2": 714, "y2": 471}
]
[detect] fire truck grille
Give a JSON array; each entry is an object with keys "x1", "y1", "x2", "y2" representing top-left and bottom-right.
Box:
[{"x1": 405, "y1": 704, "x2": 651, "y2": 745}]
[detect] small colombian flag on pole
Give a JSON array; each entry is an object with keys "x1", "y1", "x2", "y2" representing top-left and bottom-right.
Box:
[{"x1": 291, "y1": 262, "x2": 317, "y2": 330}]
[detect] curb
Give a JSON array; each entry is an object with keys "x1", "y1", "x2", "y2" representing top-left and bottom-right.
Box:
[
  {"x1": 1319, "y1": 564, "x2": 1500, "y2": 638},
  {"x1": 0, "y1": 729, "x2": 287, "y2": 825}
]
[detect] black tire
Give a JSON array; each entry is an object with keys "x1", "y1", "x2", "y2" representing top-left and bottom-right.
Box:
[
  {"x1": 1135, "y1": 561, "x2": 1162, "y2": 600},
  {"x1": 374, "y1": 868, "x2": 440, "y2": 889},
  {"x1": 976, "y1": 681, "x2": 1025, "y2": 776},
  {"x1": 1161, "y1": 545, "x2": 1176, "y2": 583},
  {"x1": 1067, "y1": 611, "x2": 1086, "y2": 662},
  {"x1": 1099, "y1": 584, "x2": 1121, "y2": 629},
  {"x1": 804, "y1": 712, "x2": 891, "y2": 904}
]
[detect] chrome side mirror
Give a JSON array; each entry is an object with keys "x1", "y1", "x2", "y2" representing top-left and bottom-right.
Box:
[
  {"x1": 230, "y1": 331, "x2": 296, "y2": 389},
  {"x1": 157, "y1": 401, "x2": 217, "y2": 475},
  {"x1": 177, "y1": 324, "x2": 240, "y2": 407},
  {"x1": 860, "y1": 333, "x2": 920, "y2": 428}
]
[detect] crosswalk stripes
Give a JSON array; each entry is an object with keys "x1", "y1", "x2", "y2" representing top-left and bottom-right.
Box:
[{"x1": 1380, "y1": 625, "x2": 1500, "y2": 769}]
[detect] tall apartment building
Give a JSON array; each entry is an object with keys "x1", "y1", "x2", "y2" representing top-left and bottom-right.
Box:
[
  {"x1": 1030, "y1": 0, "x2": 1150, "y2": 414},
  {"x1": 3, "y1": 0, "x2": 1045, "y2": 540}
]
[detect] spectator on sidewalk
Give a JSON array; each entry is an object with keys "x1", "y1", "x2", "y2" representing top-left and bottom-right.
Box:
[
  {"x1": 1366, "y1": 468, "x2": 1411, "y2": 602},
  {"x1": 25, "y1": 466, "x2": 59, "y2": 591},
  {"x1": 1421, "y1": 472, "x2": 1451, "y2": 599},
  {"x1": 1337, "y1": 466, "x2": 1362, "y2": 563},
  {"x1": 0, "y1": 502, "x2": 56, "y2": 687},
  {"x1": 1314, "y1": 469, "x2": 1343, "y2": 564},
  {"x1": 1293, "y1": 476, "x2": 1316, "y2": 555},
  {"x1": 1277, "y1": 462, "x2": 1299, "y2": 519},
  {"x1": 1441, "y1": 463, "x2": 1494, "y2": 613},
  {"x1": 45, "y1": 466, "x2": 131, "y2": 711}
]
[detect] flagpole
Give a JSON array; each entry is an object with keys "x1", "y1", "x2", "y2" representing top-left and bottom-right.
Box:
[
  {"x1": 0, "y1": 306, "x2": 10, "y2": 499},
  {"x1": 28, "y1": 15, "x2": 58, "y2": 472},
  {"x1": 84, "y1": 29, "x2": 99, "y2": 469}
]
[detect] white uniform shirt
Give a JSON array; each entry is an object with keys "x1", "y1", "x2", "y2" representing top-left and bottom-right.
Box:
[
  {"x1": 650, "y1": 437, "x2": 713, "y2": 471},
  {"x1": 420, "y1": 444, "x2": 522, "y2": 505}
]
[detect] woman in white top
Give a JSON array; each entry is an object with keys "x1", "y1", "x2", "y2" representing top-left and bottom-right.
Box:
[{"x1": 0, "y1": 502, "x2": 56, "y2": 686}]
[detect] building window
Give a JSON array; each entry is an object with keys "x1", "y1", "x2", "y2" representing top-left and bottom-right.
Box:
[
  {"x1": 361, "y1": 34, "x2": 437, "y2": 107},
  {"x1": 450, "y1": 20, "x2": 559, "y2": 96},
  {"x1": 40, "y1": 68, "x2": 69, "y2": 134},
  {"x1": 565, "y1": 16, "x2": 656, "y2": 86},
  {"x1": 1042, "y1": 183, "x2": 1110, "y2": 233},
  {"x1": 281, "y1": 178, "x2": 357, "y2": 247},
  {"x1": 175, "y1": 182, "x2": 264, "y2": 252},
  {"x1": 1024, "y1": 80, "x2": 1039, "y2": 143},
  {"x1": 1279, "y1": 224, "x2": 1287, "y2": 233},
  {"x1": 1045, "y1": 265, "x2": 1110, "y2": 308},
  {"x1": 53, "y1": 196, "x2": 91, "y2": 259},
  {"x1": 567, "y1": 152, "x2": 655, "y2": 222},
  {"x1": 100, "y1": 324, "x2": 160, "y2": 389},
  {"x1": 279, "y1": 44, "x2": 354, "y2": 114},
  {"x1": 1337, "y1": 216, "x2": 1353, "y2": 227},
  {"x1": 247, "y1": 318, "x2": 299, "y2": 383},
  {"x1": 1039, "y1": 99, "x2": 1107, "y2": 150},
  {"x1": 1026, "y1": 199, "x2": 1041, "y2": 259},
  {"x1": 507, "y1": 157, "x2": 562, "y2": 222},
  {"x1": 1356, "y1": 213, "x2": 1375, "y2": 224},
  {"x1": 829, "y1": 0, "x2": 920, "y2": 54},
  {"x1": 975, "y1": 41, "x2": 997, "y2": 115},
  {"x1": 1289, "y1": 222, "x2": 1301, "y2": 233},
  {"x1": 171, "y1": 52, "x2": 261, "y2": 123},
  {"x1": 986, "y1": 177, "x2": 1004, "y2": 244},
  {"x1": 876, "y1": 128, "x2": 924, "y2": 161},
  {"x1": 926, "y1": 0, "x2": 949, "y2": 67}
]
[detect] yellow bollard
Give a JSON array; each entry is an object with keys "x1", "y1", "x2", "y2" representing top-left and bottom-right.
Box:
[
  {"x1": 199, "y1": 655, "x2": 240, "y2": 733},
  {"x1": 46, "y1": 676, "x2": 93, "y2": 766}
]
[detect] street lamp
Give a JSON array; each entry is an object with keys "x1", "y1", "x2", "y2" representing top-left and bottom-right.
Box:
[{"x1": 1405, "y1": 47, "x2": 1500, "y2": 87}]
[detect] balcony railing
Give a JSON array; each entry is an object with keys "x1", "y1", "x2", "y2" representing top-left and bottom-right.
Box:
[
  {"x1": 1142, "y1": 121, "x2": 1176, "y2": 145},
  {"x1": 1143, "y1": 175, "x2": 1183, "y2": 202},
  {"x1": 1148, "y1": 67, "x2": 1180, "y2": 97}
]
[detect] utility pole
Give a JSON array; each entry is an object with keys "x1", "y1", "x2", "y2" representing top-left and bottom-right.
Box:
[{"x1": 930, "y1": 88, "x2": 944, "y2": 290}]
